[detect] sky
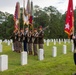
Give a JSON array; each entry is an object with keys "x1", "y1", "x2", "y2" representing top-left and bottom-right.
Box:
[{"x1": 0, "y1": 0, "x2": 76, "y2": 14}]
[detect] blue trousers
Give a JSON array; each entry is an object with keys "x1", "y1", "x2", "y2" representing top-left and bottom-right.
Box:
[{"x1": 23, "y1": 41, "x2": 27, "y2": 52}]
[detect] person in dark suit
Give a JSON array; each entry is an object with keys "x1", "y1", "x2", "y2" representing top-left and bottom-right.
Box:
[{"x1": 38, "y1": 26, "x2": 44, "y2": 49}]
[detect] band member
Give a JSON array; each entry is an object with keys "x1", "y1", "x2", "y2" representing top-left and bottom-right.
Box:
[
  {"x1": 28, "y1": 30, "x2": 33, "y2": 55},
  {"x1": 38, "y1": 26, "x2": 44, "y2": 49},
  {"x1": 33, "y1": 28, "x2": 38, "y2": 56},
  {"x1": 23, "y1": 27, "x2": 29, "y2": 52}
]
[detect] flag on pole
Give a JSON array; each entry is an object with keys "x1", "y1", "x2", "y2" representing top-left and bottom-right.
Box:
[
  {"x1": 26, "y1": 0, "x2": 34, "y2": 25},
  {"x1": 29, "y1": 1, "x2": 33, "y2": 25},
  {"x1": 23, "y1": 0, "x2": 33, "y2": 26},
  {"x1": 23, "y1": 0, "x2": 29, "y2": 25},
  {"x1": 64, "y1": 0, "x2": 74, "y2": 36},
  {"x1": 26, "y1": 0, "x2": 31, "y2": 15},
  {"x1": 14, "y1": 2, "x2": 20, "y2": 30}
]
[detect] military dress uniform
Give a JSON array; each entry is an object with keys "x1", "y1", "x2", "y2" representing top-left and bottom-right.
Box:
[
  {"x1": 73, "y1": 36, "x2": 76, "y2": 65},
  {"x1": 17, "y1": 32, "x2": 23, "y2": 53},
  {"x1": 38, "y1": 30, "x2": 44, "y2": 49},
  {"x1": 28, "y1": 31, "x2": 33, "y2": 55},
  {"x1": 11, "y1": 31, "x2": 19, "y2": 52},
  {"x1": 33, "y1": 31, "x2": 38, "y2": 56},
  {"x1": 70, "y1": 34, "x2": 76, "y2": 65}
]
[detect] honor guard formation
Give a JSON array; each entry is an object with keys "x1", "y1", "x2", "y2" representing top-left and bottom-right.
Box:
[{"x1": 10, "y1": 26, "x2": 44, "y2": 56}]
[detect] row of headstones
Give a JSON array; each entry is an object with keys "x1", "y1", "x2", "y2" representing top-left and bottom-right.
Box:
[
  {"x1": 0, "y1": 43, "x2": 74, "y2": 71},
  {"x1": 0, "y1": 39, "x2": 13, "y2": 46},
  {"x1": 3, "y1": 39, "x2": 13, "y2": 46},
  {"x1": 0, "y1": 39, "x2": 72, "y2": 46},
  {"x1": 0, "y1": 49, "x2": 44, "y2": 71},
  {"x1": 0, "y1": 39, "x2": 74, "y2": 71},
  {"x1": 52, "y1": 44, "x2": 74, "y2": 57},
  {"x1": 0, "y1": 39, "x2": 13, "y2": 52},
  {"x1": 44, "y1": 39, "x2": 72, "y2": 43},
  {"x1": 0, "y1": 39, "x2": 73, "y2": 45},
  {"x1": 45, "y1": 39, "x2": 73, "y2": 46}
]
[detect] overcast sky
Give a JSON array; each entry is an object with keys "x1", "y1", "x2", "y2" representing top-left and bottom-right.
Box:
[{"x1": 0, "y1": 0, "x2": 76, "y2": 14}]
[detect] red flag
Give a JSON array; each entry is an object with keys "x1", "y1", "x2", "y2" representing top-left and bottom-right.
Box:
[
  {"x1": 14, "y1": 2, "x2": 20, "y2": 30},
  {"x1": 64, "y1": 0, "x2": 74, "y2": 36}
]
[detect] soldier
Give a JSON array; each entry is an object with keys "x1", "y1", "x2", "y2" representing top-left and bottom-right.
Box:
[
  {"x1": 71, "y1": 34, "x2": 76, "y2": 65},
  {"x1": 17, "y1": 29, "x2": 23, "y2": 53},
  {"x1": 23, "y1": 27, "x2": 29, "y2": 52},
  {"x1": 28, "y1": 30, "x2": 33, "y2": 55},
  {"x1": 38, "y1": 26, "x2": 44, "y2": 49},
  {"x1": 10, "y1": 29, "x2": 18, "y2": 52},
  {"x1": 33, "y1": 28, "x2": 38, "y2": 56}
]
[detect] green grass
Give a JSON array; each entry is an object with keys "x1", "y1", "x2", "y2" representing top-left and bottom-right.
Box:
[{"x1": 0, "y1": 41, "x2": 76, "y2": 75}]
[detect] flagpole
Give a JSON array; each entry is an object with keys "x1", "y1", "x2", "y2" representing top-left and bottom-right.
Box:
[
  {"x1": 23, "y1": 0, "x2": 25, "y2": 31},
  {"x1": 18, "y1": 2, "x2": 20, "y2": 31}
]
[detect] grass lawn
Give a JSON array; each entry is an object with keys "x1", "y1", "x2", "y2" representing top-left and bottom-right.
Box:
[{"x1": 0, "y1": 41, "x2": 76, "y2": 75}]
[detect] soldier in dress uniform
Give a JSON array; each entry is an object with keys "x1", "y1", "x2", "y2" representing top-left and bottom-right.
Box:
[
  {"x1": 28, "y1": 30, "x2": 33, "y2": 55},
  {"x1": 71, "y1": 34, "x2": 76, "y2": 65},
  {"x1": 33, "y1": 28, "x2": 38, "y2": 56},
  {"x1": 23, "y1": 27, "x2": 29, "y2": 52},
  {"x1": 10, "y1": 29, "x2": 18, "y2": 52},
  {"x1": 17, "y1": 29, "x2": 23, "y2": 53},
  {"x1": 38, "y1": 26, "x2": 44, "y2": 49}
]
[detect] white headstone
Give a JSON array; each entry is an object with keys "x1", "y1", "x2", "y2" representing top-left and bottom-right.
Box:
[
  {"x1": 68, "y1": 39, "x2": 70, "y2": 43},
  {"x1": 56, "y1": 39, "x2": 58, "y2": 42},
  {"x1": 51, "y1": 39, "x2": 53, "y2": 42},
  {"x1": 72, "y1": 43, "x2": 74, "y2": 52},
  {"x1": 59, "y1": 39, "x2": 61, "y2": 44},
  {"x1": 64, "y1": 39, "x2": 66, "y2": 44},
  {"x1": 0, "y1": 44, "x2": 2, "y2": 52},
  {"x1": 12, "y1": 43, "x2": 14, "y2": 51},
  {"x1": 61, "y1": 39, "x2": 63, "y2": 42},
  {"x1": 8, "y1": 40, "x2": 10, "y2": 46},
  {"x1": 5, "y1": 39, "x2": 7, "y2": 43},
  {"x1": 0, "y1": 55, "x2": 8, "y2": 71},
  {"x1": 21, "y1": 52, "x2": 27, "y2": 65},
  {"x1": 63, "y1": 45, "x2": 67, "y2": 54},
  {"x1": 38, "y1": 49, "x2": 44, "y2": 61},
  {"x1": 52, "y1": 46, "x2": 57, "y2": 57},
  {"x1": 71, "y1": 40, "x2": 73, "y2": 43},
  {"x1": 46, "y1": 39, "x2": 49, "y2": 46},
  {"x1": 0, "y1": 40, "x2": 2, "y2": 44},
  {"x1": 54, "y1": 39, "x2": 56, "y2": 45},
  {"x1": 10, "y1": 39, "x2": 13, "y2": 43}
]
